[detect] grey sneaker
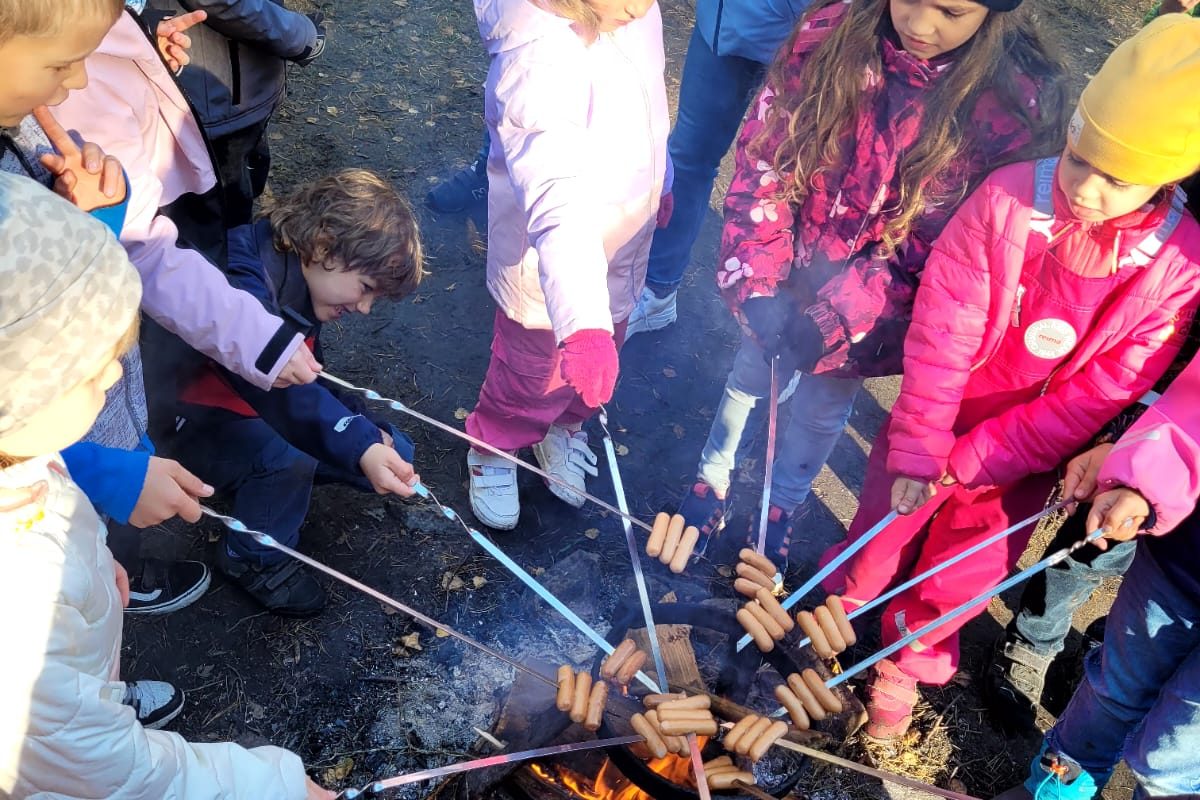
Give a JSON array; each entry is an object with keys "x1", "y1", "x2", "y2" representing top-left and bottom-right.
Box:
[
  {"x1": 982, "y1": 635, "x2": 1054, "y2": 731},
  {"x1": 532, "y1": 426, "x2": 598, "y2": 508},
  {"x1": 625, "y1": 287, "x2": 677, "y2": 338},
  {"x1": 123, "y1": 680, "x2": 185, "y2": 730}
]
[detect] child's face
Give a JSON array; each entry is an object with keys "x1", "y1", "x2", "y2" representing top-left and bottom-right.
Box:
[
  {"x1": 0, "y1": 13, "x2": 114, "y2": 127},
  {"x1": 587, "y1": 0, "x2": 655, "y2": 32},
  {"x1": 301, "y1": 259, "x2": 379, "y2": 322},
  {"x1": 0, "y1": 349, "x2": 122, "y2": 459},
  {"x1": 889, "y1": 0, "x2": 989, "y2": 59},
  {"x1": 1058, "y1": 145, "x2": 1162, "y2": 224}
]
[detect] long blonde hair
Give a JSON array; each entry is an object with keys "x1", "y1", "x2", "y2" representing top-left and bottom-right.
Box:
[{"x1": 754, "y1": 0, "x2": 1068, "y2": 256}]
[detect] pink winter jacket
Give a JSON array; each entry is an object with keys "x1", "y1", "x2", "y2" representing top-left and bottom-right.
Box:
[
  {"x1": 889, "y1": 159, "x2": 1200, "y2": 488},
  {"x1": 52, "y1": 12, "x2": 302, "y2": 390},
  {"x1": 477, "y1": 0, "x2": 670, "y2": 342},
  {"x1": 1099, "y1": 355, "x2": 1200, "y2": 535}
]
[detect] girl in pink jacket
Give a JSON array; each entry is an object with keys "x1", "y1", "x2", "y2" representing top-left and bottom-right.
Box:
[
  {"x1": 822, "y1": 16, "x2": 1200, "y2": 740},
  {"x1": 678, "y1": 0, "x2": 1067, "y2": 565},
  {"x1": 464, "y1": 0, "x2": 670, "y2": 530}
]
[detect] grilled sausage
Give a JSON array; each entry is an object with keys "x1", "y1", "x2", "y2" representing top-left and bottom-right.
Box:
[
  {"x1": 747, "y1": 720, "x2": 789, "y2": 763},
  {"x1": 646, "y1": 512, "x2": 671, "y2": 558},
  {"x1": 796, "y1": 610, "x2": 835, "y2": 659},
  {"x1": 630, "y1": 712, "x2": 667, "y2": 759},
  {"x1": 669, "y1": 526, "x2": 700, "y2": 574},
  {"x1": 614, "y1": 648, "x2": 648, "y2": 686},
  {"x1": 825, "y1": 595, "x2": 857, "y2": 647},
  {"x1": 774, "y1": 683, "x2": 811, "y2": 730},
  {"x1": 736, "y1": 607, "x2": 775, "y2": 652},
  {"x1": 600, "y1": 638, "x2": 637, "y2": 679},
  {"x1": 570, "y1": 672, "x2": 593, "y2": 723},
  {"x1": 786, "y1": 671, "x2": 826, "y2": 721},
  {"x1": 658, "y1": 514, "x2": 686, "y2": 566},
  {"x1": 813, "y1": 605, "x2": 847, "y2": 655},
  {"x1": 802, "y1": 668, "x2": 843, "y2": 714},
  {"x1": 583, "y1": 680, "x2": 608, "y2": 731}
]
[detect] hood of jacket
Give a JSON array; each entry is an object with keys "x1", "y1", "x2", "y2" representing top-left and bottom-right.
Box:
[{"x1": 476, "y1": 0, "x2": 576, "y2": 55}]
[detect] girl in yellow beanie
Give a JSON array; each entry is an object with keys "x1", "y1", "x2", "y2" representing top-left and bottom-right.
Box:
[{"x1": 820, "y1": 13, "x2": 1200, "y2": 746}]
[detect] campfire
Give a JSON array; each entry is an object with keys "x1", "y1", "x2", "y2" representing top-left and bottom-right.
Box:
[{"x1": 528, "y1": 748, "x2": 697, "y2": 800}]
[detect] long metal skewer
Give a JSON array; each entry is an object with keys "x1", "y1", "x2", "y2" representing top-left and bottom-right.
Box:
[
  {"x1": 336, "y1": 735, "x2": 643, "y2": 798},
  {"x1": 755, "y1": 358, "x2": 780, "y2": 556},
  {"x1": 736, "y1": 509, "x2": 899, "y2": 651},
  {"x1": 597, "y1": 406, "x2": 710, "y2": 800},
  {"x1": 198, "y1": 507, "x2": 556, "y2": 689},
  {"x1": 318, "y1": 372, "x2": 653, "y2": 533}
]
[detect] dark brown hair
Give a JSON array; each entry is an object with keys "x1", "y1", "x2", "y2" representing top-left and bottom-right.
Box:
[
  {"x1": 264, "y1": 169, "x2": 426, "y2": 300},
  {"x1": 754, "y1": 0, "x2": 1069, "y2": 255}
]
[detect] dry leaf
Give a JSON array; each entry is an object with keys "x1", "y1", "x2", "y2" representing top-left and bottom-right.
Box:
[
  {"x1": 326, "y1": 106, "x2": 339, "y2": 115},
  {"x1": 435, "y1": 628, "x2": 450, "y2": 638},
  {"x1": 401, "y1": 632, "x2": 422, "y2": 651},
  {"x1": 323, "y1": 757, "x2": 355, "y2": 784},
  {"x1": 531, "y1": 566, "x2": 546, "y2": 576},
  {"x1": 616, "y1": 444, "x2": 629, "y2": 456},
  {"x1": 305, "y1": 116, "x2": 319, "y2": 124},
  {"x1": 454, "y1": 407, "x2": 469, "y2": 420},
  {"x1": 381, "y1": 603, "x2": 398, "y2": 616},
  {"x1": 441, "y1": 571, "x2": 465, "y2": 591},
  {"x1": 583, "y1": 528, "x2": 600, "y2": 540},
  {"x1": 472, "y1": 575, "x2": 488, "y2": 589},
  {"x1": 662, "y1": 367, "x2": 677, "y2": 378},
  {"x1": 672, "y1": 424, "x2": 685, "y2": 439}
]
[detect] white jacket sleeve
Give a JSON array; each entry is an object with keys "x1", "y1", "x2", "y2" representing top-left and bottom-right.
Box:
[{"x1": 492, "y1": 41, "x2": 615, "y2": 341}]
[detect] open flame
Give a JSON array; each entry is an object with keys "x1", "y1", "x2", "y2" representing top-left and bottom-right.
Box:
[{"x1": 530, "y1": 740, "x2": 707, "y2": 800}]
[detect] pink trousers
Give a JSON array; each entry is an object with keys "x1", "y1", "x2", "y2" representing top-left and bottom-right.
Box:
[
  {"x1": 466, "y1": 310, "x2": 627, "y2": 451},
  {"x1": 820, "y1": 428, "x2": 1055, "y2": 685}
]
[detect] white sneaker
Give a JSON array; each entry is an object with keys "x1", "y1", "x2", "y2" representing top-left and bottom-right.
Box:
[
  {"x1": 467, "y1": 450, "x2": 520, "y2": 530},
  {"x1": 625, "y1": 287, "x2": 677, "y2": 338},
  {"x1": 532, "y1": 426, "x2": 599, "y2": 508}
]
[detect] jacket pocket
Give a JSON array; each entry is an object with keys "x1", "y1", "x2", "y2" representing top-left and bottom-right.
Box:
[{"x1": 227, "y1": 40, "x2": 242, "y2": 107}]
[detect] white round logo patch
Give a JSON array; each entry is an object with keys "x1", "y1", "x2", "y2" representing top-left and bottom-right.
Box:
[{"x1": 1024, "y1": 318, "x2": 1078, "y2": 359}]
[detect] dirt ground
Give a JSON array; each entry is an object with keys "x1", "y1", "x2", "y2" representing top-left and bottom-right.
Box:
[{"x1": 126, "y1": 1, "x2": 1156, "y2": 797}]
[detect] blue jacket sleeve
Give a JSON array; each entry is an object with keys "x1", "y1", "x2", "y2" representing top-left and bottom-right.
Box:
[
  {"x1": 219, "y1": 225, "x2": 385, "y2": 475},
  {"x1": 61, "y1": 442, "x2": 151, "y2": 524},
  {"x1": 174, "y1": 0, "x2": 317, "y2": 58},
  {"x1": 88, "y1": 175, "x2": 130, "y2": 237}
]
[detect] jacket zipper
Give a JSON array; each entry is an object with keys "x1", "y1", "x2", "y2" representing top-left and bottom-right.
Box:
[{"x1": 1010, "y1": 284, "x2": 1026, "y2": 328}]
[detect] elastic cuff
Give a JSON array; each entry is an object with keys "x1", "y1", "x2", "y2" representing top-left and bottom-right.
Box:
[{"x1": 805, "y1": 304, "x2": 845, "y2": 353}]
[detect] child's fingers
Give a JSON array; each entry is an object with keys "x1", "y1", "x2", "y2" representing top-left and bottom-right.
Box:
[
  {"x1": 100, "y1": 156, "x2": 124, "y2": 199},
  {"x1": 80, "y1": 142, "x2": 104, "y2": 173},
  {"x1": 170, "y1": 8, "x2": 208, "y2": 33},
  {"x1": 38, "y1": 152, "x2": 67, "y2": 175},
  {"x1": 32, "y1": 106, "x2": 79, "y2": 157},
  {"x1": 58, "y1": 170, "x2": 78, "y2": 194}
]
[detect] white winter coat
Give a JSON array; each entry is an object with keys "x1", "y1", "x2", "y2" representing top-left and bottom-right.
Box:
[
  {"x1": 0, "y1": 455, "x2": 308, "y2": 800},
  {"x1": 476, "y1": 0, "x2": 671, "y2": 341}
]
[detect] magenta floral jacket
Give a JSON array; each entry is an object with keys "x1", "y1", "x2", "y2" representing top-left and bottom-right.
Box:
[{"x1": 717, "y1": 0, "x2": 1042, "y2": 377}]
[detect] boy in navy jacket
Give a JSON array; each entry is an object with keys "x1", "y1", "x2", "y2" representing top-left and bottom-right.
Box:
[{"x1": 165, "y1": 169, "x2": 425, "y2": 616}]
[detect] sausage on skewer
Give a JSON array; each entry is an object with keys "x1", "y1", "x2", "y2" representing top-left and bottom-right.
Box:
[{"x1": 555, "y1": 665, "x2": 575, "y2": 712}]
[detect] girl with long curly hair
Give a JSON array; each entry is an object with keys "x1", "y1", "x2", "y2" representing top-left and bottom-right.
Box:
[{"x1": 678, "y1": 0, "x2": 1067, "y2": 570}]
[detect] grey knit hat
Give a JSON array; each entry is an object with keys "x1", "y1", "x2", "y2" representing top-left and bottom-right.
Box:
[{"x1": 0, "y1": 173, "x2": 142, "y2": 438}]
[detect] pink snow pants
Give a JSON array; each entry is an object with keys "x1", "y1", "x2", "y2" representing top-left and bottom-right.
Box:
[
  {"x1": 819, "y1": 427, "x2": 1056, "y2": 685},
  {"x1": 466, "y1": 310, "x2": 627, "y2": 452}
]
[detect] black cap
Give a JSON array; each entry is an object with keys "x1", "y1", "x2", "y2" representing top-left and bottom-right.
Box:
[{"x1": 978, "y1": 0, "x2": 1024, "y2": 9}]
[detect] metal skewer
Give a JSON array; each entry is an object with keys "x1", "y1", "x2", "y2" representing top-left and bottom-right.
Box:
[
  {"x1": 755, "y1": 357, "x2": 780, "y2": 556},
  {"x1": 198, "y1": 507, "x2": 556, "y2": 689},
  {"x1": 318, "y1": 372, "x2": 653, "y2": 533}
]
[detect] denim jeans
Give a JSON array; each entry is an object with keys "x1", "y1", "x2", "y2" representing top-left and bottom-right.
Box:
[
  {"x1": 1044, "y1": 540, "x2": 1200, "y2": 798},
  {"x1": 169, "y1": 406, "x2": 413, "y2": 564},
  {"x1": 644, "y1": 26, "x2": 766, "y2": 296},
  {"x1": 1009, "y1": 507, "x2": 1138, "y2": 657},
  {"x1": 697, "y1": 335, "x2": 862, "y2": 513}
]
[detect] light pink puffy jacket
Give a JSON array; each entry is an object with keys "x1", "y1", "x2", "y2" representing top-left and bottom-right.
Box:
[
  {"x1": 477, "y1": 0, "x2": 671, "y2": 341},
  {"x1": 52, "y1": 12, "x2": 301, "y2": 390}
]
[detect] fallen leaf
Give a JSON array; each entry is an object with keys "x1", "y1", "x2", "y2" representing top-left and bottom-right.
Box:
[
  {"x1": 531, "y1": 566, "x2": 546, "y2": 576},
  {"x1": 326, "y1": 106, "x2": 339, "y2": 115},
  {"x1": 583, "y1": 528, "x2": 600, "y2": 540},
  {"x1": 616, "y1": 444, "x2": 629, "y2": 456},
  {"x1": 323, "y1": 757, "x2": 355, "y2": 784},
  {"x1": 454, "y1": 407, "x2": 469, "y2": 420},
  {"x1": 672, "y1": 424, "x2": 685, "y2": 440},
  {"x1": 472, "y1": 575, "x2": 488, "y2": 589},
  {"x1": 305, "y1": 116, "x2": 319, "y2": 124},
  {"x1": 381, "y1": 603, "x2": 398, "y2": 616},
  {"x1": 662, "y1": 367, "x2": 677, "y2": 378},
  {"x1": 401, "y1": 632, "x2": 422, "y2": 651},
  {"x1": 435, "y1": 628, "x2": 450, "y2": 638},
  {"x1": 441, "y1": 571, "x2": 465, "y2": 591}
]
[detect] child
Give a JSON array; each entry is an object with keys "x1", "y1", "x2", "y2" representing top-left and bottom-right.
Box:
[
  {"x1": 0, "y1": 173, "x2": 332, "y2": 799},
  {"x1": 678, "y1": 0, "x2": 1067, "y2": 566},
  {"x1": 822, "y1": 16, "x2": 1200, "y2": 740},
  {"x1": 163, "y1": 169, "x2": 424, "y2": 616},
  {"x1": 464, "y1": 0, "x2": 671, "y2": 530}
]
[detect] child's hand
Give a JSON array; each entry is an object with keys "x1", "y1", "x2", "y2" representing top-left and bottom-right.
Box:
[
  {"x1": 1062, "y1": 443, "x2": 1114, "y2": 510},
  {"x1": 114, "y1": 560, "x2": 131, "y2": 608},
  {"x1": 1086, "y1": 488, "x2": 1151, "y2": 549},
  {"x1": 304, "y1": 777, "x2": 335, "y2": 799},
  {"x1": 891, "y1": 476, "x2": 935, "y2": 515},
  {"x1": 34, "y1": 106, "x2": 126, "y2": 213},
  {"x1": 273, "y1": 344, "x2": 323, "y2": 388},
  {"x1": 155, "y1": 10, "x2": 207, "y2": 72},
  {"x1": 359, "y1": 443, "x2": 420, "y2": 496},
  {"x1": 128, "y1": 457, "x2": 215, "y2": 528}
]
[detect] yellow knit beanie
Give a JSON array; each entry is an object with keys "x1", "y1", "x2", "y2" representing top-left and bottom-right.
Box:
[{"x1": 1071, "y1": 14, "x2": 1200, "y2": 186}]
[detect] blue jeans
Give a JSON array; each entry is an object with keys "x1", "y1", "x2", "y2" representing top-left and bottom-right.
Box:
[
  {"x1": 1044, "y1": 541, "x2": 1200, "y2": 798},
  {"x1": 697, "y1": 335, "x2": 862, "y2": 513},
  {"x1": 1009, "y1": 508, "x2": 1138, "y2": 656},
  {"x1": 170, "y1": 406, "x2": 413, "y2": 564},
  {"x1": 644, "y1": 25, "x2": 766, "y2": 296}
]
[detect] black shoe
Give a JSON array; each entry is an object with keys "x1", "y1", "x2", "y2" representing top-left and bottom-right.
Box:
[
  {"x1": 680, "y1": 481, "x2": 728, "y2": 558},
  {"x1": 217, "y1": 547, "x2": 326, "y2": 617},
  {"x1": 294, "y1": 11, "x2": 326, "y2": 67},
  {"x1": 425, "y1": 160, "x2": 487, "y2": 213},
  {"x1": 125, "y1": 558, "x2": 211, "y2": 615},
  {"x1": 123, "y1": 680, "x2": 185, "y2": 730},
  {"x1": 745, "y1": 505, "x2": 795, "y2": 572},
  {"x1": 981, "y1": 634, "x2": 1053, "y2": 731}
]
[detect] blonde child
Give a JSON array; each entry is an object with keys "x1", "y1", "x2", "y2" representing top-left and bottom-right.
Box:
[
  {"x1": 0, "y1": 173, "x2": 332, "y2": 799},
  {"x1": 822, "y1": 16, "x2": 1200, "y2": 740},
  {"x1": 464, "y1": 0, "x2": 670, "y2": 529},
  {"x1": 677, "y1": 0, "x2": 1067, "y2": 567}
]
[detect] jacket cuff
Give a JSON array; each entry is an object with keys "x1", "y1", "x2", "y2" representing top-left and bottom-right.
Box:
[
  {"x1": 255, "y1": 328, "x2": 305, "y2": 388},
  {"x1": 806, "y1": 303, "x2": 846, "y2": 354}
]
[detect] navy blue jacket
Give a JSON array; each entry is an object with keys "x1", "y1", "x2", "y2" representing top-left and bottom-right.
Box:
[{"x1": 695, "y1": 0, "x2": 810, "y2": 63}]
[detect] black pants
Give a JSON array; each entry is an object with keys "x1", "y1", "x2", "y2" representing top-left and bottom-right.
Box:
[{"x1": 211, "y1": 120, "x2": 271, "y2": 228}]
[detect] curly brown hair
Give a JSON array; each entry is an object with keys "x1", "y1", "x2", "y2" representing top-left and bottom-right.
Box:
[
  {"x1": 263, "y1": 169, "x2": 426, "y2": 300},
  {"x1": 754, "y1": 0, "x2": 1069, "y2": 256}
]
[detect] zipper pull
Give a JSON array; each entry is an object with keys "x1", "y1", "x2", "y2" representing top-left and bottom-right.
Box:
[{"x1": 1011, "y1": 284, "x2": 1026, "y2": 328}]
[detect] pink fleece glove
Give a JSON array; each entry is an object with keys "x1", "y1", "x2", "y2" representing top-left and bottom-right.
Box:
[{"x1": 560, "y1": 329, "x2": 619, "y2": 408}]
